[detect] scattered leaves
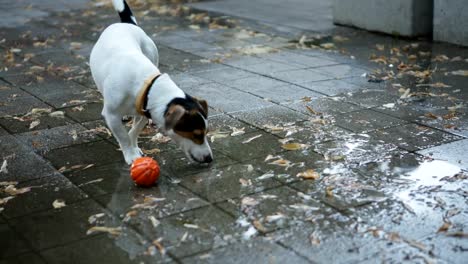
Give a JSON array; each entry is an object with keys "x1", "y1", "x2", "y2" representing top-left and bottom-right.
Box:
[
  {"x1": 281, "y1": 143, "x2": 309, "y2": 151},
  {"x1": 297, "y1": 169, "x2": 320, "y2": 180},
  {"x1": 52, "y1": 199, "x2": 66, "y2": 209},
  {"x1": 86, "y1": 226, "x2": 122, "y2": 236}
]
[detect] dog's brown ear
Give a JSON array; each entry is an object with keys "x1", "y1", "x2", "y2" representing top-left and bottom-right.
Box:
[
  {"x1": 165, "y1": 104, "x2": 186, "y2": 130},
  {"x1": 197, "y1": 99, "x2": 208, "y2": 117}
]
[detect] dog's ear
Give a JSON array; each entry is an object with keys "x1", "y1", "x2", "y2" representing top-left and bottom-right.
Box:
[
  {"x1": 165, "y1": 104, "x2": 186, "y2": 130},
  {"x1": 196, "y1": 98, "x2": 208, "y2": 117}
]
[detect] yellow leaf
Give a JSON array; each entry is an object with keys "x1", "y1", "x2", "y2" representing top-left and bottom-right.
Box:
[
  {"x1": 297, "y1": 169, "x2": 320, "y2": 180},
  {"x1": 281, "y1": 143, "x2": 308, "y2": 151}
]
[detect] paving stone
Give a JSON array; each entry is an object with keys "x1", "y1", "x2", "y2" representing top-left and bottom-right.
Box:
[
  {"x1": 286, "y1": 97, "x2": 363, "y2": 117},
  {"x1": 170, "y1": 73, "x2": 213, "y2": 89},
  {"x1": 312, "y1": 64, "x2": 367, "y2": 79},
  {"x1": 15, "y1": 123, "x2": 103, "y2": 153},
  {"x1": 251, "y1": 148, "x2": 328, "y2": 184},
  {"x1": 179, "y1": 162, "x2": 281, "y2": 203},
  {"x1": 0, "y1": 224, "x2": 31, "y2": 259},
  {"x1": 10, "y1": 199, "x2": 116, "y2": 251},
  {"x1": 342, "y1": 88, "x2": 401, "y2": 108},
  {"x1": 1, "y1": 173, "x2": 87, "y2": 219},
  {"x1": 0, "y1": 135, "x2": 56, "y2": 182},
  {"x1": 193, "y1": 67, "x2": 257, "y2": 82},
  {"x1": 183, "y1": 82, "x2": 274, "y2": 113},
  {"x1": 420, "y1": 234, "x2": 468, "y2": 264},
  {"x1": 334, "y1": 109, "x2": 408, "y2": 133},
  {"x1": 231, "y1": 105, "x2": 309, "y2": 129},
  {"x1": 43, "y1": 140, "x2": 124, "y2": 169},
  {"x1": 40, "y1": 231, "x2": 174, "y2": 264},
  {"x1": 300, "y1": 79, "x2": 362, "y2": 96},
  {"x1": 210, "y1": 130, "x2": 284, "y2": 162},
  {"x1": 418, "y1": 139, "x2": 468, "y2": 170},
  {"x1": 0, "y1": 92, "x2": 50, "y2": 116},
  {"x1": 0, "y1": 126, "x2": 9, "y2": 137},
  {"x1": 218, "y1": 186, "x2": 330, "y2": 233},
  {"x1": 160, "y1": 150, "x2": 237, "y2": 178},
  {"x1": 134, "y1": 205, "x2": 246, "y2": 259},
  {"x1": 182, "y1": 239, "x2": 309, "y2": 264},
  {"x1": 248, "y1": 84, "x2": 323, "y2": 104},
  {"x1": 62, "y1": 102, "x2": 103, "y2": 123},
  {"x1": 270, "y1": 224, "x2": 388, "y2": 264},
  {"x1": 367, "y1": 123, "x2": 463, "y2": 152},
  {"x1": 208, "y1": 114, "x2": 257, "y2": 134},
  {"x1": 0, "y1": 252, "x2": 46, "y2": 264},
  {"x1": 260, "y1": 51, "x2": 339, "y2": 68},
  {"x1": 240, "y1": 61, "x2": 301, "y2": 76},
  {"x1": 227, "y1": 75, "x2": 289, "y2": 91},
  {"x1": 270, "y1": 69, "x2": 331, "y2": 85},
  {"x1": 0, "y1": 113, "x2": 76, "y2": 134}
]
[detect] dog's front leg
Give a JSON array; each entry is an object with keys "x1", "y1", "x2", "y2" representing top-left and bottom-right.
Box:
[
  {"x1": 128, "y1": 115, "x2": 148, "y2": 153},
  {"x1": 104, "y1": 113, "x2": 142, "y2": 165}
]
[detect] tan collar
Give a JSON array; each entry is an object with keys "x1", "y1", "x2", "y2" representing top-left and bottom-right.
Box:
[{"x1": 135, "y1": 72, "x2": 162, "y2": 118}]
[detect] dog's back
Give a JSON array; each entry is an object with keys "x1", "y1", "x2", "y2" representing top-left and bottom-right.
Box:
[{"x1": 90, "y1": 1, "x2": 159, "y2": 94}]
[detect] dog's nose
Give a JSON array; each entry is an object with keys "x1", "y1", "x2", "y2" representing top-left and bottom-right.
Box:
[{"x1": 203, "y1": 155, "x2": 213, "y2": 163}]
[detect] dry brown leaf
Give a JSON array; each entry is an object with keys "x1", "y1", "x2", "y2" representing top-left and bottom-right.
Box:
[
  {"x1": 242, "y1": 134, "x2": 262, "y2": 144},
  {"x1": 29, "y1": 120, "x2": 40, "y2": 129},
  {"x1": 4, "y1": 185, "x2": 31, "y2": 195},
  {"x1": 433, "y1": 54, "x2": 449, "y2": 62},
  {"x1": 268, "y1": 159, "x2": 291, "y2": 167},
  {"x1": 437, "y1": 221, "x2": 451, "y2": 233},
  {"x1": 239, "y1": 178, "x2": 252, "y2": 186},
  {"x1": 52, "y1": 199, "x2": 66, "y2": 209},
  {"x1": 325, "y1": 186, "x2": 334, "y2": 198},
  {"x1": 241, "y1": 197, "x2": 259, "y2": 207},
  {"x1": 309, "y1": 233, "x2": 321, "y2": 245},
  {"x1": 375, "y1": 44, "x2": 385, "y2": 51},
  {"x1": 0, "y1": 196, "x2": 14, "y2": 206},
  {"x1": 143, "y1": 148, "x2": 161, "y2": 155},
  {"x1": 424, "y1": 112, "x2": 439, "y2": 119},
  {"x1": 450, "y1": 70, "x2": 468, "y2": 76},
  {"x1": 86, "y1": 226, "x2": 122, "y2": 236},
  {"x1": 445, "y1": 232, "x2": 468, "y2": 238},
  {"x1": 305, "y1": 105, "x2": 321, "y2": 115},
  {"x1": 230, "y1": 127, "x2": 245, "y2": 136},
  {"x1": 253, "y1": 220, "x2": 267, "y2": 233},
  {"x1": 320, "y1": 43, "x2": 336, "y2": 49},
  {"x1": 281, "y1": 143, "x2": 309, "y2": 151},
  {"x1": 297, "y1": 169, "x2": 320, "y2": 180}
]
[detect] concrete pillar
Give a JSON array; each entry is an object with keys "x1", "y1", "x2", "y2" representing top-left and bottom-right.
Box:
[
  {"x1": 434, "y1": 0, "x2": 468, "y2": 46},
  {"x1": 333, "y1": 0, "x2": 433, "y2": 37}
]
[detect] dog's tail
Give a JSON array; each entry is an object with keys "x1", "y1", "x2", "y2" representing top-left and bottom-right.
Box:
[{"x1": 112, "y1": 0, "x2": 138, "y2": 25}]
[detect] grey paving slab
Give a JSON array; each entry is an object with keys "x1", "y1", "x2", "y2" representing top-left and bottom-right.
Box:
[
  {"x1": 418, "y1": 139, "x2": 468, "y2": 170},
  {"x1": 41, "y1": 233, "x2": 174, "y2": 264},
  {"x1": 211, "y1": 130, "x2": 284, "y2": 162},
  {"x1": 312, "y1": 64, "x2": 368, "y2": 79},
  {"x1": 231, "y1": 105, "x2": 309, "y2": 129},
  {"x1": 240, "y1": 61, "x2": 301, "y2": 76},
  {"x1": 367, "y1": 123, "x2": 464, "y2": 152},
  {"x1": 1, "y1": 173, "x2": 88, "y2": 219},
  {"x1": 341, "y1": 88, "x2": 401, "y2": 108},
  {"x1": 10, "y1": 199, "x2": 116, "y2": 251},
  {"x1": 260, "y1": 51, "x2": 339, "y2": 68},
  {"x1": 0, "y1": 113, "x2": 76, "y2": 134},
  {"x1": 0, "y1": 92, "x2": 50, "y2": 116},
  {"x1": 170, "y1": 73, "x2": 213, "y2": 89},
  {"x1": 208, "y1": 114, "x2": 257, "y2": 135},
  {"x1": 0, "y1": 224, "x2": 31, "y2": 259},
  {"x1": 43, "y1": 140, "x2": 125, "y2": 169},
  {"x1": 15, "y1": 123, "x2": 103, "y2": 153},
  {"x1": 420, "y1": 234, "x2": 468, "y2": 264},
  {"x1": 179, "y1": 163, "x2": 281, "y2": 203},
  {"x1": 272, "y1": 69, "x2": 332, "y2": 85},
  {"x1": 0, "y1": 252, "x2": 46, "y2": 264},
  {"x1": 133, "y1": 205, "x2": 246, "y2": 259},
  {"x1": 0, "y1": 135, "x2": 57, "y2": 182},
  {"x1": 183, "y1": 82, "x2": 275, "y2": 113},
  {"x1": 227, "y1": 75, "x2": 289, "y2": 91},
  {"x1": 182, "y1": 239, "x2": 309, "y2": 264},
  {"x1": 218, "y1": 186, "x2": 328, "y2": 233},
  {"x1": 286, "y1": 97, "x2": 363, "y2": 118},
  {"x1": 62, "y1": 102, "x2": 104, "y2": 123},
  {"x1": 334, "y1": 109, "x2": 408, "y2": 133},
  {"x1": 194, "y1": 67, "x2": 259, "y2": 83},
  {"x1": 300, "y1": 79, "x2": 362, "y2": 96},
  {"x1": 248, "y1": 83, "x2": 324, "y2": 104}
]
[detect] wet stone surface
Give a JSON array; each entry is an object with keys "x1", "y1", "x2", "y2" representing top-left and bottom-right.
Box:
[{"x1": 1, "y1": 0, "x2": 468, "y2": 263}]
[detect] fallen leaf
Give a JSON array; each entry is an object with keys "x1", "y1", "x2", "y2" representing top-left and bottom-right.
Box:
[
  {"x1": 325, "y1": 186, "x2": 334, "y2": 198},
  {"x1": 382, "y1": 103, "x2": 395, "y2": 109},
  {"x1": 241, "y1": 197, "x2": 259, "y2": 207},
  {"x1": 433, "y1": 54, "x2": 449, "y2": 62},
  {"x1": 208, "y1": 130, "x2": 229, "y2": 142},
  {"x1": 281, "y1": 143, "x2": 309, "y2": 151},
  {"x1": 297, "y1": 169, "x2": 320, "y2": 180},
  {"x1": 88, "y1": 213, "x2": 105, "y2": 224},
  {"x1": 29, "y1": 120, "x2": 40, "y2": 129},
  {"x1": 305, "y1": 105, "x2": 321, "y2": 115},
  {"x1": 309, "y1": 232, "x2": 321, "y2": 245},
  {"x1": 242, "y1": 134, "x2": 262, "y2": 144},
  {"x1": 253, "y1": 220, "x2": 267, "y2": 233},
  {"x1": 450, "y1": 70, "x2": 468, "y2": 76},
  {"x1": 437, "y1": 221, "x2": 451, "y2": 233},
  {"x1": 445, "y1": 232, "x2": 468, "y2": 238},
  {"x1": 230, "y1": 127, "x2": 245, "y2": 136},
  {"x1": 265, "y1": 213, "x2": 286, "y2": 223},
  {"x1": 268, "y1": 159, "x2": 291, "y2": 167},
  {"x1": 320, "y1": 43, "x2": 335, "y2": 49},
  {"x1": 52, "y1": 199, "x2": 66, "y2": 209},
  {"x1": 143, "y1": 148, "x2": 161, "y2": 155},
  {"x1": 234, "y1": 45, "x2": 277, "y2": 55},
  {"x1": 49, "y1": 111, "x2": 65, "y2": 118},
  {"x1": 242, "y1": 226, "x2": 257, "y2": 240},
  {"x1": 0, "y1": 160, "x2": 7, "y2": 174},
  {"x1": 239, "y1": 178, "x2": 252, "y2": 186},
  {"x1": 150, "y1": 133, "x2": 171, "y2": 143},
  {"x1": 375, "y1": 44, "x2": 385, "y2": 51},
  {"x1": 184, "y1": 224, "x2": 199, "y2": 229},
  {"x1": 425, "y1": 112, "x2": 439, "y2": 119},
  {"x1": 0, "y1": 196, "x2": 14, "y2": 206},
  {"x1": 86, "y1": 226, "x2": 122, "y2": 236},
  {"x1": 149, "y1": 216, "x2": 160, "y2": 228},
  {"x1": 4, "y1": 185, "x2": 31, "y2": 195},
  {"x1": 152, "y1": 239, "x2": 166, "y2": 255}
]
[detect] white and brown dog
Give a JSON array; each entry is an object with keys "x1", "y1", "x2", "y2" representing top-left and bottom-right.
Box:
[{"x1": 90, "y1": 0, "x2": 213, "y2": 165}]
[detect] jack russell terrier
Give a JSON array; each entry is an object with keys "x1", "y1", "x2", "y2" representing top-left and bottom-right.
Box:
[{"x1": 90, "y1": 0, "x2": 213, "y2": 165}]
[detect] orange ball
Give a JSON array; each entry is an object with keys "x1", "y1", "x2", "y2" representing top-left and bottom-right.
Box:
[{"x1": 130, "y1": 157, "x2": 160, "y2": 187}]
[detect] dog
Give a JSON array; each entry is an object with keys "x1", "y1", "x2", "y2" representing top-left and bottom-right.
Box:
[{"x1": 90, "y1": 0, "x2": 213, "y2": 165}]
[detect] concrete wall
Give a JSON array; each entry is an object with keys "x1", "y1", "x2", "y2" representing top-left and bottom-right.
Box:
[
  {"x1": 333, "y1": 0, "x2": 433, "y2": 37},
  {"x1": 434, "y1": 0, "x2": 468, "y2": 46}
]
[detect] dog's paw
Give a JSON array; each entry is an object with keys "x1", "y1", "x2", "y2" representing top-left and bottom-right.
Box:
[{"x1": 123, "y1": 148, "x2": 143, "y2": 165}]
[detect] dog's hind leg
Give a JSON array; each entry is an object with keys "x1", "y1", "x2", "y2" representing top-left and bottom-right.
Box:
[
  {"x1": 103, "y1": 110, "x2": 141, "y2": 164},
  {"x1": 128, "y1": 115, "x2": 148, "y2": 154}
]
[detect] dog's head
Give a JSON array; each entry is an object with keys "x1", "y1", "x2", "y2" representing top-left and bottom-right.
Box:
[{"x1": 163, "y1": 95, "x2": 213, "y2": 164}]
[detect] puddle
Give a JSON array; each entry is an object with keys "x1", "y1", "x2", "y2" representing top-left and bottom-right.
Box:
[{"x1": 396, "y1": 159, "x2": 462, "y2": 212}]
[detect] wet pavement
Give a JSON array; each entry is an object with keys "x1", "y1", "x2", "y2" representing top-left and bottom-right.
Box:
[{"x1": 1, "y1": 0, "x2": 468, "y2": 263}]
